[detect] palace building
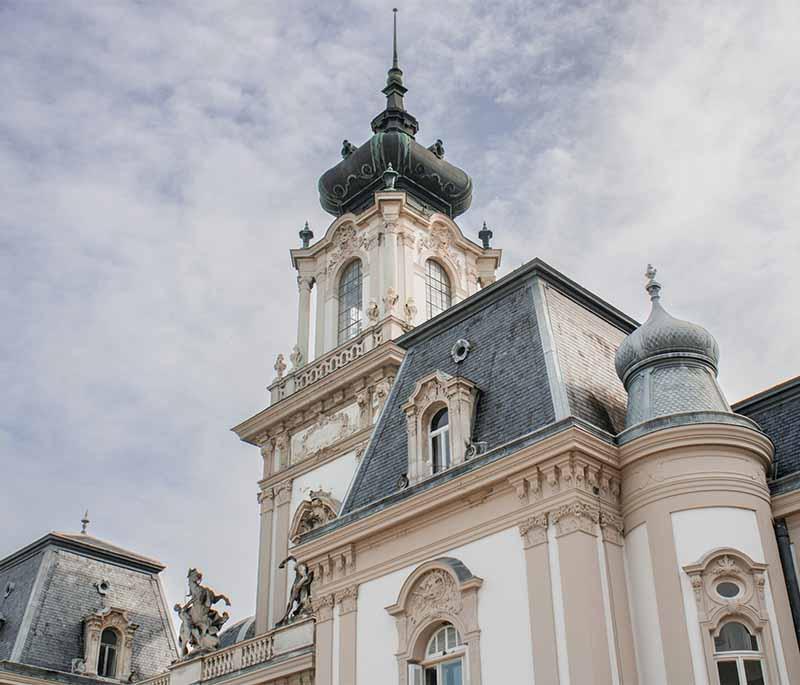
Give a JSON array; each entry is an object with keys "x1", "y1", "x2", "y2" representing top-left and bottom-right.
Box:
[{"x1": 3, "y1": 15, "x2": 800, "y2": 685}]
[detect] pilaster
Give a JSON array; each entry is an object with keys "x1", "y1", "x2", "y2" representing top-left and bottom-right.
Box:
[
  {"x1": 312, "y1": 594, "x2": 335, "y2": 685},
  {"x1": 271, "y1": 480, "x2": 293, "y2": 627},
  {"x1": 255, "y1": 487, "x2": 275, "y2": 635},
  {"x1": 336, "y1": 585, "x2": 358, "y2": 685},
  {"x1": 519, "y1": 515, "x2": 559, "y2": 685}
]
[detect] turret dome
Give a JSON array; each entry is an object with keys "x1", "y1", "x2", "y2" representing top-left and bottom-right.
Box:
[
  {"x1": 317, "y1": 9, "x2": 473, "y2": 219},
  {"x1": 615, "y1": 265, "x2": 719, "y2": 384}
]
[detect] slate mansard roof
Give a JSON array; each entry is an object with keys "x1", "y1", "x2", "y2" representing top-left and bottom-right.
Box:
[
  {"x1": 734, "y1": 376, "x2": 800, "y2": 496},
  {"x1": 0, "y1": 532, "x2": 177, "y2": 680},
  {"x1": 300, "y1": 259, "x2": 637, "y2": 539}
]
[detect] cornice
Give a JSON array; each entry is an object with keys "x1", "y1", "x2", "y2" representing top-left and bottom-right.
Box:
[
  {"x1": 292, "y1": 425, "x2": 619, "y2": 563},
  {"x1": 618, "y1": 421, "x2": 773, "y2": 469},
  {"x1": 772, "y1": 488, "x2": 800, "y2": 519},
  {"x1": 232, "y1": 342, "x2": 404, "y2": 445}
]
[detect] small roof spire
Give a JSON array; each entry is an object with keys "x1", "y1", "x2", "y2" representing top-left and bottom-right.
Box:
[
  {"x1": 478, "y1": 221, "x2": 493, "y2": 249},
  {"x1": 299, "y1": 221, "x2": 313, "y2": 248},
  {"x1": 645, "y1": 263, "x2": 661, "y2": 301},
  {"x1": 392, "y1": 8, "x2": 399, "y2": 70},
  {"x1": 80, "y1": 510, "x2": 90, "y2": 535}
]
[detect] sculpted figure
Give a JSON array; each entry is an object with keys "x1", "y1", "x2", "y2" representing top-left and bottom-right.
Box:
[
  {"x1": 174, "y1": 568, "x2": 231, "y2": 657},
  {"x1": 367, "y1": 300, "x2": 380, "y2": 323},
  {"x1": 276, "y1": 556, "x2": 313, "y2": 627}
]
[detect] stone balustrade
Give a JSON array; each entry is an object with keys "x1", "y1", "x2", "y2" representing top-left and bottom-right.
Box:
[{"x1": 145, "y1": 619, "x2": 314, "y2": 685}]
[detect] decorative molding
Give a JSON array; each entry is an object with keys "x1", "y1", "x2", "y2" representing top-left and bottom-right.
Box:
[
  {"x1": 519, "y1": 514, "x2": 549, "y2": 549},
  {"x1": 311, "y1": 594, "x2": 335, "y2": 623},
  {"x1": 335, "y1": 585, "x2": 359, "y2": 615},
  {"x1": 599, "y1": 511, "x2": 624, "y2": 546},
  {"x1": 274, "y1": 481, "x2": 293, "y2": 507},
  {"x1": 550, "y1": 501, "x2": 600, "y2": 537},
  {"x1": 289, "y1": 491, "x2": 340, "y2": 543}
]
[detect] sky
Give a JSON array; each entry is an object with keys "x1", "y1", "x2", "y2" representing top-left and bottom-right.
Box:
[{"x1": 1, "y1": 0, "x2": 799, "y2": 629}]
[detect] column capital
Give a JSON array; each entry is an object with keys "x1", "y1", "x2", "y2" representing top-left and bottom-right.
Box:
[
  {"x1": 335, "y1": 585, "x2": 359, "y2": 615},
  {"x1": 519, "y1": 513, "x2": 549, "y2": 549},
  {"x1": 257, "y1": 487, "x2": 275, "y2": 512},
  {"x1": 312, "y1": 593, "x2": 335, "y2": 623},
  {"x1": 274, "y1": 480, "x2": 293, "y2": 506},
  {"x1": 297, "y1": 275, "x2": 313, "y2": 292},
  {"x1": 551, "y1": 500, "x2": 600, "y2": 538},
  {"x1": 599, "y1": 511, "x2": 624, "y2": 546}
]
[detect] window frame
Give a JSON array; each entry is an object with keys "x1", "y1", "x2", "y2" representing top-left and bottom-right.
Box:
[
  {"x1": 337, "y1": 259, "x2": 363, "y2": 345},
  {"x1": 97, "y1": 627, "x2": 119, "y2": 679},
  {"x1": 425, "y1": 259, "x2": 452, "y2": 319},
  {"x1": 713, "y1": 621, "x2": 767, "y2": 685},
  {"x1": 429, "y1": 408, "x2": 451, "y2": 474}
]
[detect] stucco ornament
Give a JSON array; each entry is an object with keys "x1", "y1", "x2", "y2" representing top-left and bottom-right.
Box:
[
  {"x1": 404, "y1": 298, "x2": 417, "y2": 324},
  {"x1": 327, "y1": 224, "x2": 366, "y2": 271},
  {"x1": 407, "y1": 569, "x2": 461, "y2": 630},
  {"x1": 276, "y1": 556, "x2": 314, "y2": 627},
  {"x1": 367, "y1": 299, "x2": 380, "y2": 323},
  {"x1": 289, "y1": 490, "x2": 340, "y2": 542},
  {"x1": 383, "y1": 287, "x2": 399, "y2": 315},
  {"x1": 174, "y1": 569, "x2": 231, "y2": 657}
]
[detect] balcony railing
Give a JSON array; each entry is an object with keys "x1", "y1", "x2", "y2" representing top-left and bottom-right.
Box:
[{"x1": 139, "y1": 619, "x2": 314, "y2": 685}]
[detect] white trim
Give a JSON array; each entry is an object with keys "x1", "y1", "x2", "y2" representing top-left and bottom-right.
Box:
[
  {"x1": 763, "y1": 573, "x2": 791, "y2": 684},
  {"x1": 622, "y1": 536, "x2": 644, "y2": 683},
  {"x1": 548, "y1": 523, "x2": 570, "y2": 685},
  {"x1": 530, "y1": 278, "x2": 570, "y2": 420},
  {"x1": 11, "y1": 548, "x2": 55, "y2": 661}
]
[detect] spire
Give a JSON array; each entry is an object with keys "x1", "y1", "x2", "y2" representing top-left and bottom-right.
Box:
[
  {"x1": 645, "y1": 263, "x2": 661, "y2": 302},
  {"x1": 478, "y1": 221, "x2": 493, "y2": 249},
  {"x1": 299, "y1": 221, "x2": 313, "y2": 248},
  {"x1": 80, "y1": 510, "x2": 90, "y2": 535},
  {"x1": 371, "y1": 9, "x2": 419, "y2": 137}
]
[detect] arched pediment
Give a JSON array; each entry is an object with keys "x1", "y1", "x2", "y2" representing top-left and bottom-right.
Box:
[{"x1": 290, "y1": 490, "x2": 340, "y2": 543}]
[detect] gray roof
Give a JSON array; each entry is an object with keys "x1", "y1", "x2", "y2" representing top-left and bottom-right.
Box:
[
  {"x1": 303, "y1": 258, "x2": 636, "y2": 540},
  {"x1": 0, "y1": 532, "x2": 177, "y2": 679},
  {"x1": 734, "y1": 376, "x2": 800, "y2": 496}
]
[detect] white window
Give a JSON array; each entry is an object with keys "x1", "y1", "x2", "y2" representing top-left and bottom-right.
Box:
[
  {"x1": 429, "y1": 408, "x2": 450, "y2": 473},
  {"x1": 410, "y1": 624, "x2": 464, "y2": 685},
  {"x1": 338, "y1": 260, "x2": 363, "y2": 344},
  {"x1": 713, "y1": 622, "x2": 766, "y2": 685},
  {"x1": 425, "y1": 260, "x2": 452, "y2": 318},
  {"x1": 98, "y1": 628, "x2": 118, "y2": 678}
]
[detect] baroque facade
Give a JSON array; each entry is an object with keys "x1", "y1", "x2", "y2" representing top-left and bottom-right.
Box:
[{"x1": 4, "y1": 16, "x2": 800, "y2": 685}]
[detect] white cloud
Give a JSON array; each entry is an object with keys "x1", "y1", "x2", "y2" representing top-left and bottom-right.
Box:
[{"x1": 1, "y1": 0, "x2": 798, "y2": 630}]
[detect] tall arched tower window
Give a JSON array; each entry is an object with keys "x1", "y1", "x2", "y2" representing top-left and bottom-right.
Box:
[
  {"x1": 426, "y1": 260, "x2": 452, "y2": 318},
  {"x1": 338, "y1": 260, "x2": 363, "y2": 344}
]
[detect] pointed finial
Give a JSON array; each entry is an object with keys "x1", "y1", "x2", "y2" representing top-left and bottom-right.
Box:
[
  {"x1": 382, "y1": 162, "x2": 399, "y2": 190},
  {"x1": 80, "y1": 510, "x2": 90, "y2": 535},
  {"x1": 645, "y1": 263, "x2": 661, "y2": 301},
  {"x1": 299, "y1": 221, "x2": 313, "y2": 248},
  {"x1": 392, "y1": 8, "x2": 399, "y2": 69},
  {"x1": 478, "y1": 221, "x2": 493, "y2": 249}
]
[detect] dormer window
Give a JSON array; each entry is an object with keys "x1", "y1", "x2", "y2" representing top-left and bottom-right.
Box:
[
  {"x1": 98, "y1": 628, "x2": 118, "y2": 678},
  {"x1": 430, "y1": 408, "x2": 450, "y2": 473}
]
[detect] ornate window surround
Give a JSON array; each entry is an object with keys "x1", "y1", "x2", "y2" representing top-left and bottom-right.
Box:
[
  {"x1": 682, "y1": 547, "x2": 779, "y2": 685},
  {"x1": 82, "y1": 607, "x2": 138, "y2": 680},
  {"x1": 402, "y1": 371, "x2": 479, "y2": 485},
  {"x1": 386, "y1": 557, "x2": 483, "y2": 685},
  {"x1": 289, "y1": 490, "x2": 340, "y2": 543}
]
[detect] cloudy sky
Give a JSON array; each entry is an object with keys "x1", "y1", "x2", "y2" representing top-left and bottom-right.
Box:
[{"x1": 2, "y1": 0, "x2": 798, "y2": 627}]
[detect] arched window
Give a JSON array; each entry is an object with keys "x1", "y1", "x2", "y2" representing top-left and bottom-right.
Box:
[
  {"x1": 97, "y1": 628, "x2": 118, "y2": 678},
  {"x1": 713, "y1": 621, "x2": 765, "y2": 685},
  {"x1": 430, "y1": 408, "x2": 450, "y2": 473},
  {"x1": 338, "y1": 260, "x2": 363, "y2": 344},
  {"x1": 426, "y1": 260, "x2": 452, "y2": 318},
  {"x1": 413, "y1": 624, "x2": 464, "y2": 684}
]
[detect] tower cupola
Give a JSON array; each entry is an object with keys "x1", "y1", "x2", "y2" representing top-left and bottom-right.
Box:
[{"x1": 317, "y1": 10, "x2": 473, "y2": 218}]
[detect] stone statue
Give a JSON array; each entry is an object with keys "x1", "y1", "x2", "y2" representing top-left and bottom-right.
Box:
[
  {"x1": 274, "y1": 353, "x2": 287, "y2": 379},
  {"x1": 383, "y1": 287, "x2": 399, "y2": 316},
  {"x1": 174, "y1": 568, "x2": 231, "y2": 657},
  {"x1": 404, "y1": 298, "x2": 417, "y2": 324},
  {"x1": 289, "y1": 344, "x2": 304, "y2": 369},
  {"x1": 427, "y1": 139, "x2": 445, "y2": 159},
  {"x1": 367, "y1": 300, "x2": 380, "y2": 324},
  {"x1": 341, "y1": 139, "x2": 357, "y2": 158},
  {"x1": 276, "y1": 556, "x2": 313, "y2": 627}
]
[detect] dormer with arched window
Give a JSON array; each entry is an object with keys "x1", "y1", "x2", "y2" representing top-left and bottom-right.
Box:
[{"x1": 82, "y1": 607, "x2": 138, "y2": 680}]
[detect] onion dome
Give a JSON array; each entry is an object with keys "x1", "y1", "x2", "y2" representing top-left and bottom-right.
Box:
[
  {"x1": 615, "y1": 265, "x2": 719, "y2": 384},
  {"x1": 615, "y1": 265, "x2": 732, "y2": 434},
  {"x1": 318, "y1": 10, "x2": 473, "y2": 219}
]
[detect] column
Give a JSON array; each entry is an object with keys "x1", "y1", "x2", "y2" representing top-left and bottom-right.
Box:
[
  {"x1": 599, "y1": 513, "x2": 639, "y2": 685},
  {"x1": 314, "y1": 270, "x2": 327, "y2": 359},
  {"x1": 296, "y1": 276, "x2": 312, "y2": 365},
  {"x1": 270, "y1": 480, "x2": 293, "y2": 627},
  {"x1": 336, "y1": 586, "x2": 359, "y2": 685},
  {"x1": 254, "y1": 486, "x2": 275, "y2": 635},
  {"x1": 552, "y1": 501, "x2": 613, "y2": 685},
  {"x1": 519, "y1": 515, "x2": 560, "y2": 685},
  {"x1": 313, "y1": 594, "x2": 335, "y2": 685}
]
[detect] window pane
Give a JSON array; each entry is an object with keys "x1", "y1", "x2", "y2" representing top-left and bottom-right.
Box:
[
  {"x1": 431, "y1": 408, "x2": 449, "y2": 430},
  {"x1": 425, "y1": 666, "x2": 437, "y2": 685},
  {"x1": 442, "y1": 431, "x2": 451, "y2": 469},
  {"x1": 715, "y1": 622, "x2": 757, "y2": 652},
  {"x1": 101, "y1": 628, "x2": 118, "y2": 646},
  {"x1": 744, "y1": 660, "x2": 765, "y2": 685},
  {"x1": 441, "y1": 660, "x2": 463, "y2": 685},
  {"x1": 338, "y1": 261, "x2": 363, "y2": 344},
  {"x1": 716, "y1": 581, "x2": 741, "y2": 598},
  {"x1": 716, "y1": 661, "x2": 740, "y2": 685},
  {"x1": 426, "y1": 260, "x2": 452, "y2": 318},
  {"x1": 432, "y1": 434, "x2": 441, "y2": 473}
]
